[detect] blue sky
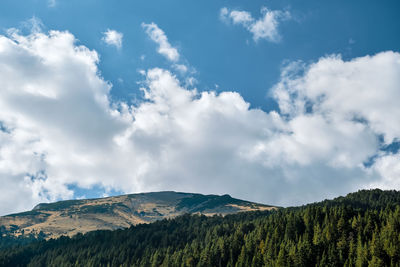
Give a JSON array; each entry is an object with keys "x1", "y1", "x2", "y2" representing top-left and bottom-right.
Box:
[
  {"x1": 2, "y1": 0, "x2": 398, "y2": 109},
  {"x1": 0, "y1": 0, "x2": 399, "y2": 214}
]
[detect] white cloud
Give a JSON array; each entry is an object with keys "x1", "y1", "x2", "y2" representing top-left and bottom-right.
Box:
[
  {"x1": 271, "y1": 51, "x2": 400, "y2": 188},
  {"x1": 229, "y1": 10, "x2": 254, "y2": 25},
  {"x1": 220, "y1": 7, "x2": 290, "y2": 42},
  {"x1": 173, "y1": 64, "x2": 188, "y2": 74},
  {"x1": 0, "y1": 30, "x2": 127, "y2": 214},
  {"x1": 274, "y1": 52, "x2": 400, "y2": 144},
  {"x1": 102, "y1": 29, "x2": 123, "y2": 49},
  {"x1": 219, "y1": 7, "x2": 229, "y2": 21},
  {"x1": 142, "y1": 22, "x2": 179, "y2": 62},
  {"x1": 0, "y1": 28, "x2": 400, "y2": 215},
  {"x1": 371, "y1": 153, "x2": 400, "y2": 189}
]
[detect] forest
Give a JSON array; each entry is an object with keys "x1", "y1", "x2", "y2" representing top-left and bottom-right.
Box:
[{"x1": 0, "y1": 189, "x2": 399, "y2": 267}]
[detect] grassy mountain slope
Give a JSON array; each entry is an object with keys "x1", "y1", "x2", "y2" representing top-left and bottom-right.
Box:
[{"x1": 0, "y1": 191, "x2": 275, "y2": 239}]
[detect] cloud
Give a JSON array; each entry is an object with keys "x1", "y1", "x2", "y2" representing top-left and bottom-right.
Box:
[
  {"x1": 142, "y1": 22, "x2": 179, "y2": 62},
  {"x1": 16, "y1": 17, "x2": 45, "y2": 34},
  {"x1": 141, "y1": 23, "x2": 192, "y2": 78},
  {"x1": 274, "y1": 52, "x2": 400, "y2": 144},
  {"x1": 272, "y1": 51, "x2": 400, "y2": 190},
  {"x1": 173, "y1": 64, "x2": 188, "y2": 74},
  {"x1": 102, "y1": 29, "x2": 123, "y2": 49},
  {"x1": 48, "y1": 0, "x2": 56, "y2": 7},
  {"x1": 0, "y1": 28, "x2": 400, "y2": 215},
  {"x1": 0, "y1": 30, "x2": 127, "y2": 214},
  {"x1": 221, "y1": 8, "x2": 253, "y2": 25},
  {"x1": 220, "y1": 7, "x2": 290, "y2": 42}
]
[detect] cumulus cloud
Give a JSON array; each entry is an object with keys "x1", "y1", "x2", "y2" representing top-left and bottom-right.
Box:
[
  {"x1": 102, "y1": 29, "x2": 123, "y2": 49},
  {"x1": 220, "y1": 7, "x2": 290, "y2": 42},
  {"x1": 142, "y1": 22, "x2": 179, "y2": 62},
  {"x1": 0, "y1": 30, "x2": 127, "y2": 214},
  {"x1": 0, "y1": 28, "x2": 400, "y2": 215},
  {"x1": 272, "y1": 51, "x2": 400, "y2": 190},
  {"x1": 274, "y1": 52, "x2": 400, "y2": 144}
]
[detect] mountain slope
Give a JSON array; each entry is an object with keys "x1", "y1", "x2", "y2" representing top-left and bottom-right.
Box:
[
  {"x1": 0, "y1": 189, "x2": 399, "y2": 267},
  {"x1": 0, "y1": 191, "x2": 275, "y2": 239}
]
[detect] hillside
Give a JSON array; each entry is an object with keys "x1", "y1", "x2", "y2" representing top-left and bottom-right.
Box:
[
  {"x1": 0, "y1": 191, "x2": 275, "y2": 239},
  {"x1": 0, "y1": 189, "x2": 399, "y2": 267}
]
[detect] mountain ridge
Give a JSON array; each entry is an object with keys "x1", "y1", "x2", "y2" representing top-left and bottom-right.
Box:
[{"x1": 0, "y1": 191, "x2": 276, "y2": 239}]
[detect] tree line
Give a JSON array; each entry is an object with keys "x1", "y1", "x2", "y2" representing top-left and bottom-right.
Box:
[{"x1": 0, "y1": 189, "x2": 399, "y2": 266}]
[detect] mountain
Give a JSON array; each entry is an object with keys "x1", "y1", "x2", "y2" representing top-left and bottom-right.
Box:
[
  {"x1": 0, "y1": 191, "x2": 275, "y2": 239},
  {"x1": 0, "y1": 189, "x2": 399, "y2": 267}
]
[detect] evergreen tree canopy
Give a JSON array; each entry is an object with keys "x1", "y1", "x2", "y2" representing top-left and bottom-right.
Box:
[{"x1": 0, "y1": 189, "x2": 399, "y2": 267}]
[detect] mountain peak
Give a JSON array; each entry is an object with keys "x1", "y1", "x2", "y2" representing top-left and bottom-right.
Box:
[{"x1": 0, "y1": 191, "x2": 275, "y2": 239}]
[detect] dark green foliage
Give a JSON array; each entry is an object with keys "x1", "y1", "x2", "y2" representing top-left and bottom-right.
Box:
[
  {"x1": 0, "y1": 189, "x2": 399, "y2": 267},
  {"x1": 5, "y1": 210, "x2": 44, "y2": 218},
  {"x1": 319, "y1": 189, "x2": 400, "y2": 209},
  {"x1": 176, "y1": 193, "x2": 273, "y2": 213},
  {"x1": 78, "y1": 204, "x2": 113, "y2": 214},
  {"x1": 177, "y1": 194, "x2": 248, "y2": 212},
  {"x1": 0, "y1": 233, "x2": 44, "y2": 250},
  {"x1": 32, "y1": 199, "x2": 85, "y2": 211}
]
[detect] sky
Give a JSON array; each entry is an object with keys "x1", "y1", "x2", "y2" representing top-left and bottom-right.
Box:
[{"x1": 0, "y1": 0, "x2": 399, "y2": 215}]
